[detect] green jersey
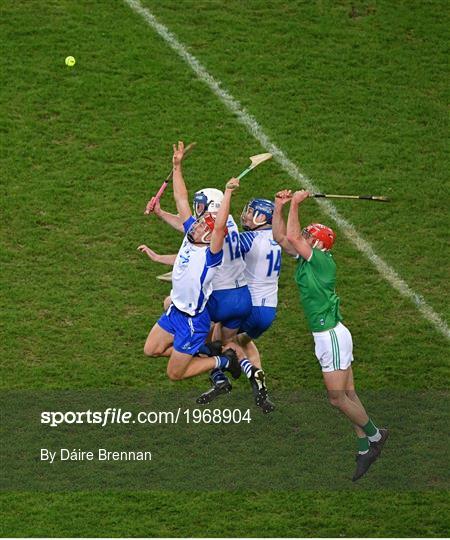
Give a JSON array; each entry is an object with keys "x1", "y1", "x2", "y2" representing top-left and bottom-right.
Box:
[{"x1": 295, "y1": 248, "x2": 342, "y2": 332}]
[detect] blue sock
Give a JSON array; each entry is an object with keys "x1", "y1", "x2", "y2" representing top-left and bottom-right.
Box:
[
  {"x1": 211, "y1": 368, "x2": 227, "y2": 384},
  {"x1": 240, "y1": 358, "x2": 253, "y2": 379},
  {"x1": 215, "y1": 355, "x2": 230, "y2": 369}
]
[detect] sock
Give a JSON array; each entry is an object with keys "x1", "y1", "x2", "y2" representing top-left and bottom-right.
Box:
[
  {"x1": 362, "y1": 418, "x2": 381, "y2": 442},
  {"x1": 240, "y1": 358, "x2": 253, "y2": 379},
  {"x1": 210, "y1": 368, "x2": 227, "y2": 385},
  {"x1": 197, "y1": 343, "x2": 213, "y2": 356},
  {"x1": 215, "y1": 355, "x2": 229, "y2": 369},
  {"x1": 357, "y1": 436, "x2": 370, "y2": 455}
]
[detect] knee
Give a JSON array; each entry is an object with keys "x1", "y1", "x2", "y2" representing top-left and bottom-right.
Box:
[
  {"x1": 328, "y1": 391, "x2": 345, "y2": 408},
  {"x1": 144, "y1": 343, "x2": 162, "y2": 358},
  {"x1": 166, "y1": 366, "x2": 183, "y2": 381}
]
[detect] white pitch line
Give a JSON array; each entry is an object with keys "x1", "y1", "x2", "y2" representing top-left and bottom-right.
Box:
[{"x1": 124, "y1": 0, "x2": 450, "y2": 340}]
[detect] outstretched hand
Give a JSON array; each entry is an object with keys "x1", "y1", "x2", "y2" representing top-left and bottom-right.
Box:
[
  {"x1": 172, "y1": 141, "x2": 185, "y2": 167},
  {"x1": 291, "y1": 190, "x2": 310, "y2": 204},
  {"x1": 137, "y1": 244, "x2": 159, "y2": 261},
  {"x1": 275, "y1": 189, "x2": 293, "y2": 206},
  {"x1": 225, "y1": 177, "x2": 240, "y2": 191},
  {"x1": 144, "y1": 197, "x2": 162, "y2": 215}
]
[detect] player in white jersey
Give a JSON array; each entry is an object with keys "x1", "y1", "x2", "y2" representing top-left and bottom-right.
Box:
[
  {"x1": 139, "y1": 142, "x2": 243, "y2": 382},
  {"x1": 145, "y1": 171, "x2": 252, "y2": 344},
  {"x1": 197, "y1": 198, "x2": 280, "y2": 413}
]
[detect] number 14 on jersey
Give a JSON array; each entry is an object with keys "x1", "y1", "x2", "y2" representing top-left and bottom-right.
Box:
[{"x1": 266, "y1": 250, "x2": 281, "y2": 276}]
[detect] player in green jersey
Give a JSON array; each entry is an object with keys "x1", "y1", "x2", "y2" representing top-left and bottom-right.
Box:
[{"x1": 273, "y1": 189, "x2": 388, "y2": 482}]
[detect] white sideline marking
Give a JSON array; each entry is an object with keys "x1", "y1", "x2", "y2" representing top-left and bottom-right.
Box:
[{"x1": 124, "y1": 0, "x2": 450, "y2": 340}]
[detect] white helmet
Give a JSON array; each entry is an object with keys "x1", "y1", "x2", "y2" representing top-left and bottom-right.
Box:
[{"x1": 192, "y1": 188, "x2": 224, "y2": 217}]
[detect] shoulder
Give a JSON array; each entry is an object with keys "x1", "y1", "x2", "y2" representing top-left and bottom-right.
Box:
[
  {"x1": 205, "y1": 247, "x2": 223, "y2": 268},
  {"x1": 239, "y1": 230, "x2": 258, "y2": 253},
  {"x1": 226, "y1": 214, "x2": 237, "y2": 229},
  {"x1": 183, "y1": 216, "x2": 196, "y2": 233},
  {"x1": 307, "y1": 248, "x2": 335, "y2": 268}
]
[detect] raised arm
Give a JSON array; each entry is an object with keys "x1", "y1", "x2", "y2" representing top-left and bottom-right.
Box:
[
  {"x1": 210, "y1": 178, "x2": 239, "y2": 254},
  {"x1": 137, "y1": 245, "x2": 177, "y2": 266},
  {"x1": 286, "y1": 190, "x2": 312, "y2": 260},
  {"x1": 273, "y1": 190, "x2": 297, "y2": 256},
  {"x1": 172, "y1": 141, "x2": 192, "y2": 223}
]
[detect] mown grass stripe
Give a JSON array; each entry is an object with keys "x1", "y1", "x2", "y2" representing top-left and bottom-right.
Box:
[{"x1": 123, "y1": 0, "x2": 449, "y2": 341}]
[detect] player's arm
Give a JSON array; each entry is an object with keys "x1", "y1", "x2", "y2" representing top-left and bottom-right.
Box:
[
  {"x1": 145, "y1": 197, "x2": 184, "y2": 233},
  {"x1": 286, "y1": 190, "x2": 312, "y2": 260},
  {"x1": 210, "y1": 178, "x2": 239, "y2": 255},
  {"x1": 273, "y1": 190, "x2": 297, "y2": 256},
  {"x1": 172, "y1": 141, "x2": 192, "y2": 223},
  {"x1": 137, "y1": 245, "x2": 176, "y2": 266}
]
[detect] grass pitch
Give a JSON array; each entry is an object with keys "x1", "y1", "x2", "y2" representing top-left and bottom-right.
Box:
[{"x1": 1, "y1": 0, "x2": 449, "y2": 536}]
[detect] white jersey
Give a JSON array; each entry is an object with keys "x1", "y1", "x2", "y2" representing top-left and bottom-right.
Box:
[
  {"x1": 212, "y1": 215, "x2": 247, "y2": 291},
  {"x1": 171, "y1": 231, "x2": 223, "y2": 316},
  {"x1": 239, "y1": 228, "x2": 281, "y2": 308}
]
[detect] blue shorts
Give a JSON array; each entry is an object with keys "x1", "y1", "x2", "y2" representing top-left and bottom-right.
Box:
[
  {"x1": 239, "y1": 306, "x2": 277, "y2": 339},
  {"x1": 207, "y1": 286, "x2": 252, "y2": 330},
  {"x1": 157, "y1": 304, "x2": 211, "y2": 356}
]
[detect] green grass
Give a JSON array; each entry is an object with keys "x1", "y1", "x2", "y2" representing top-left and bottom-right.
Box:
[{"x1": 1, "y1": 0, "x2": 449, "y2": 536}]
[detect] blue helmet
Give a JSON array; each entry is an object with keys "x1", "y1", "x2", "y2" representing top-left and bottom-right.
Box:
[
  {"x1": 241, "y1": 198, "x2": 275, "y2": 231},
  {"x1": 192, "y1": 188, "x2": 223, "y2": 217}
]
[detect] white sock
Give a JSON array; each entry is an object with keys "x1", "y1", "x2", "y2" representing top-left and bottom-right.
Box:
[{"x1": 368, "y1": 429, "x2": 381, "y2": 443}]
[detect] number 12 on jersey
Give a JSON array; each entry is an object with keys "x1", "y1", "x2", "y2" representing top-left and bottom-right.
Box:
[{"x1": 266, "y1": 250, "x2": 281, "y2": 276}]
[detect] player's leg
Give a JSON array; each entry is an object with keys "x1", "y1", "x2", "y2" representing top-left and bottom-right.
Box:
[
  {"x1": 203, "y1": 338, "x2": 274, "y2": 414},
  {"x1": 318, "y1": 323, "x2": 388, "y2": 480},
  {"x1": 236, "y1": 333, "x2": 261, "y2": 368},
  {"x1": 197, "y1": 307, "x2": 275, "y2": 412},
  {"x1": 210, "y1": 321, "x2": 223, "y2": 342},
  {"x1": 333, "y1": 324, "x2": 387, "y2": 447},
  {"x1": 144, "y1": 322, "x2": 174, "y2": 357},
  {"x1": 345, "y1": 366, "x2": 370, "y2": 451},
  {"x1": 166, "y1": 351, "x2": 214, "y2": 380},
  {"x1": 196, "y1": 288, "x2": 252, "y2": 402},
  {"x1": 236, "y1": 307, "x2": 277, "y2": 410},
  {"x1": 237, "y1": 306, "x2": 277, "y2": 369},
  {"x1": 228, "y1": 341, "x2": 274, "y2": 414},
  {"x1": 323, "y1": 368, "x2": 370, "y2": 426},
  {"x1": 345, "y1": 366, "x2": 388, "y2": 447},
  {"x1": 166, "y1": 307, "x2": 242, "y2": 381},
  {"x1": 167, "y1": 347, "x2": 241, "y2": 381},
  {"x1": 338, "y1": 367, "x2": 389, "y2": 481}
]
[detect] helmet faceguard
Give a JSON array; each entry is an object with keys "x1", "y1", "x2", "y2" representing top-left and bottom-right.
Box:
[
  {"x1": 302, "y1": 223, "x2": 336, "y2": 251},
  {"x1": 240, "y1": 198, "x2": 275, "y2": 231},
  {"x1": 192, "y1": 188, "x2": 224, "y2": 218},
  {"x1": 187, "y1": 214, "x2": 228, "y2": 245}
]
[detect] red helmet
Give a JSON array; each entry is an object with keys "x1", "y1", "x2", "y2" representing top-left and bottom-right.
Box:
[
  {"x1": 302, "y1": 223, "x2": 336, "y2": 250},
  {"x1": 187, "y1": 213, "x2": 228, "y2": 244}
]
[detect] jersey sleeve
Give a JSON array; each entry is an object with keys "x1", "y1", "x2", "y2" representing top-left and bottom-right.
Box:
[
  {"x1": 239, "y1": 231, "x2": 257, "y2": 254},
  {"x1": 183, "y1": 216, "x2": 196, "y2": 233},
  {"x1": 205, "y1": 248, "x2": 223, "y2": 268}
]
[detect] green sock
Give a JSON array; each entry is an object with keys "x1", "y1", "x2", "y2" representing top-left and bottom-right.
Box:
[
  {"x1": 362, "y1": 418, "x2": 381, "y2": 441},
  {"x1": 357, "y1": 436, "x2": 369, "y2": 455}
]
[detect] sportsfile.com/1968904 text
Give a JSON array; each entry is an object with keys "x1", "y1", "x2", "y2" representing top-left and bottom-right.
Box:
[{"x1": 40, "y1": 408, "x2": 252, "y2": 427}]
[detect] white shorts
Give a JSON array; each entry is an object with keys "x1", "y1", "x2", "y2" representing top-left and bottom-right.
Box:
[{"x1": 312, "y1": 322, "x2": 353, "y2": 372}]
